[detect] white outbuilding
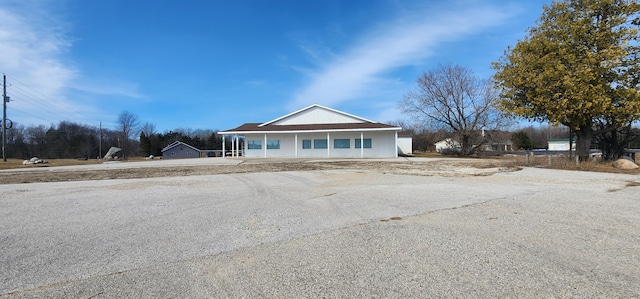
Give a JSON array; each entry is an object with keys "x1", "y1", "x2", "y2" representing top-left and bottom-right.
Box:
[
  {"x1": 218, "y1": 104, "x2": 403, "y2": 158},
  {"x1": 547, "y1": 138, "x2": 576, "y2": 151}
]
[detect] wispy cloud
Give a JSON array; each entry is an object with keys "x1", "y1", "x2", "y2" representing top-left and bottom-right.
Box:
[
  {"x1": 0, "y1": 1, "x2": 142, "y2": 126},
  {"x1": 0, "y1": 2, "x2": 81, "y2": 124},
  {"x1": 289, "y1": 2, "x2": 514, "y2": 110}
]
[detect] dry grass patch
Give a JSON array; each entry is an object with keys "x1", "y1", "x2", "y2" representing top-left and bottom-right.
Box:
[
  {"x1": 499, "y1": 155, "x2": 640, "y2": 175},
  {"x1": 0, "y1": 158, "x2": 105, "y2": 170}
]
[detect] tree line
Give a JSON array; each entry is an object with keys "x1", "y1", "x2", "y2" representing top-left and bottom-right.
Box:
[{"x1": 1, "y1": 112, "x2": 225, "y2": 160}]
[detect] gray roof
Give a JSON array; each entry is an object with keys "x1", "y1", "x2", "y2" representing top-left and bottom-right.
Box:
[{"x1": 161, "y1": 141, "x2": 201, "y2": 153}]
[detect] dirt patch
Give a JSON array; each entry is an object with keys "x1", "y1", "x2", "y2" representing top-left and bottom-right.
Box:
[{"x1": 0, "y1": 159, "x2": 520, "y2": 184}]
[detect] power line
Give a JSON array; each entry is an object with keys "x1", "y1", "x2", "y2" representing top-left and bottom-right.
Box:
[
  {"x1": 0, "y1": 73, "x2": 106, "y2": 126},
  {"x1": 6, "y1": 76, "x2": 75, "y2": 118},
  {"x1": 8, "y1": 106, "x2": 57, "y2": 124},
  {"x1": 8, "y1": 87, "x2": 72, "y2": 119}
]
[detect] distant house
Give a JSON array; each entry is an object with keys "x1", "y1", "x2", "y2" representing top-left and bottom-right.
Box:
[
  {"x1": 434, "y1": 138, "x2": 460, "y2": 153},
  {"x1": 548, "y1": 138, "x2": 576, "y2": 151},
  {"x1": 162, "y1": 141, "x2": 201, "y2": 159},
  {"x1": 483, "y1": 139, "x2": 513, "y2": 152},
  {"x1": 487, "y1": 130, "x2": 513, "y2": 151},
  {"x1": 218, "y1": 104, "x2": 403, "y2": 158},
  {"x1": 435, "y1": 130, "x2": 513, "y2": 154}
]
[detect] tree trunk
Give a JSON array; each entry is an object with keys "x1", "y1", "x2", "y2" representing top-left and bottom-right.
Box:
[
  {"x1": 460, "y1": 134, "x2": 470, "y2": 157},
  {"x1": 575, "y1": 125, "x2": 593, "y2": 161}
]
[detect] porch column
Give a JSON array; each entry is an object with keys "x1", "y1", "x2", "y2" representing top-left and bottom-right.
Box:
[
  {"x1": 327, "y1": 132, "x2": 330, "y2": 158},
  {"x1": 234, "y1": 134, "x2": 239, "y2": 157},
  {"x1": 295, "y1": 134, "x2": 298, "y2": 158},
  {"x1": 222, "y1": 134, "x2": 225, "y2": 158},
  {"x1": 264, "y1": 133, "x2": 267, "y2": 158},
  {"x1": 360, "y1": 132, "x2": 364, "y2": 158}
]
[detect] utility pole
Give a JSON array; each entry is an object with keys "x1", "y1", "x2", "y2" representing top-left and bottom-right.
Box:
[
  {"x1": 2, "y1": 74, "x2": 8, "y2": 162},
  {"x1": 99, "y1": 121, "x2": 102, "y2": 159}
]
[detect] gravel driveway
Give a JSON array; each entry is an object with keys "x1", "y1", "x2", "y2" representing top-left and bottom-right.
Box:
[{"x1": 1, "y1": 161, "x2": 639, "y2": 298}]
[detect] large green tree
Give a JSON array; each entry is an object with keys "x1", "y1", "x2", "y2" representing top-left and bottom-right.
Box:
[{"x1": 493, "y1": 0, "x2": 640, "y2": 160}]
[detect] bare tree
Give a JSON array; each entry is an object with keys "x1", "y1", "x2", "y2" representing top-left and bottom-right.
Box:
[
  {"x1": 117, "y1": 111, "x2": 140, "y2": 159},
  {"x1": 140, "y1": 122, "x2": 156, "y2": 136},
  {"x1": 25, "y1": 124, "x2": 47, "y2": 157},
  {"x1": 399, "y1": 63, "x2": 508, "y2": 156}
]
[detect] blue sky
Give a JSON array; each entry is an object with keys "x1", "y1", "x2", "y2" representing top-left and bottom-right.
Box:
[{"x1": 0, "y1": 0, "x2": 551, "y2": 133}]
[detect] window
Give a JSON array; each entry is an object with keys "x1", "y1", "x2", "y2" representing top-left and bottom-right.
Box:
[
  {"x1": 314, "y1": 139, "x2": 328, "y2": 149},
  {"x1": 355, "y1": 138, "x2": 372, "y2": 149},
  {"x1": 302, "y1": 139, "x2": 312, "y2": 149},
  {"x1": 267, "y1": 139, "x2": 280, "y2": 149},
  {"x1": 247, "y1": 140, "x2": 262, "y2": 150},
  {"x1": 334, "y1": 139, "x2": 350, "y2": 149}
]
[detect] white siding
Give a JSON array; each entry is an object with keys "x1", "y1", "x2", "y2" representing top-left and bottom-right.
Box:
[
  {"x1": 548, "y1": 141, "x2": 576, "y2": 151},
  {"x1": 397, "y1": 136, "x2": 412, "y2": 155},
  {"x1": 243, "y1": 131, "x2": 397, "y2": 158},
  {"x1": 271, "y1": 106, "x2": 365, "y2": 125}
]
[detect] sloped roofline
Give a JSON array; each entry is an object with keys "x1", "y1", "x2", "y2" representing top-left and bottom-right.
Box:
[
  {"x1": 258, "y1": 103, "x2": 378, "y2": 127},
  {"x1": 161, "y1": 140, "x2": 201, "y2": 153}
]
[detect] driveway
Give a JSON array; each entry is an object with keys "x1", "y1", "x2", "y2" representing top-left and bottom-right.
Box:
[{"x1": 1, "y1": 167, "x2": 639, "y2": 297}]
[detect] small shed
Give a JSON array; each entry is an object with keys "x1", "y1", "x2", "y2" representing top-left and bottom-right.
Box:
[
  {"x1": 397, "y1": 132, "x2": 413, "y2": 156},
  {"x1": 162, "y1": 141, "x2": 201, "y2": 159}
]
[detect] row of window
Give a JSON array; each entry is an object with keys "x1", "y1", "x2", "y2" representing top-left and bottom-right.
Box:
[{"x1": 247, "y1": 138, "x2": 372, "y2": 150}]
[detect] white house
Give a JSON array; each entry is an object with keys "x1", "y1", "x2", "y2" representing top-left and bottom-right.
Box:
[
  {"x1": 218, "y1": 104, "x2": 402, "y2": 158},
  {"x1": 434, "y1": 138, "x2": 460, "y2": 153}
]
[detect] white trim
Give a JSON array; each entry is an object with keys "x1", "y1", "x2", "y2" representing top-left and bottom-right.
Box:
[
  {"x1": 264, "y1": 133, "x2": 267, "y2": 158},
  {"x1": 295, "y1": 134, "x2": 298, "y2": 158},
  {"x1": 395, "y1": 131, "x2": 398, "y2": 157},
  {"x1": 258, "y1": 104, "x2": 378, "y2": 127}
]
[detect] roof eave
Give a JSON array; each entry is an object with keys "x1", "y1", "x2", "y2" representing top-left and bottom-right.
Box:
[{"x1": 218, "y1": 127, "x2": 401, "y2": 135}]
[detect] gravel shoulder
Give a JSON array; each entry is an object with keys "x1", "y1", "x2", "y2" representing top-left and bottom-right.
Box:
[{"x1": 1, "y1": 159, "x2": 639, "y2": 297}]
